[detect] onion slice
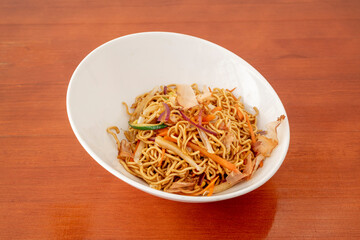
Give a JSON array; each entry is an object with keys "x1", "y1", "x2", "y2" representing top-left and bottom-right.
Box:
[
  {"x1": 163, "y1": 102, "x2": 170, "y2": 122},
  {"x1": 130, "y1": 87, "x2": 158, "y2": 122},
  {"x1": 133, "y1": 141, "x2": 145, "y2": 164},
  {"x1": 179, "y1": 110, "x2": 217, "y2": 136},
  {"x1": 157, "y1": 102, "x2": 171, "y2": 122},
  {"x1": 157, "y1": 112, "x2": 165, "y2": 122}
]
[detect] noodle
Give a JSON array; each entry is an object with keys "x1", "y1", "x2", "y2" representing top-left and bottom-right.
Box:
[{"x1": 107, "y1": 84, "x2": 284, "y2": 196}]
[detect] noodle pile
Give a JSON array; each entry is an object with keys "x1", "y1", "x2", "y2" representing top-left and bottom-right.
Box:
[{"x1": 107, "y1": 84, "x2": 284, "y2": 196}]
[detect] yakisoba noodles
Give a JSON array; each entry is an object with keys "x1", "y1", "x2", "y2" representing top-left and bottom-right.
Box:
[{"x1": 107, "y1": 84, "x2": 284, "y2": 196}]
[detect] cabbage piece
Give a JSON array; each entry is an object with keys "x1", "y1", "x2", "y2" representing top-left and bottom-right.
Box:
[
  {"x1": 176, "y1": 84, "x2": 199, "y2": 109},
  {"x1": 253, "y1": 115, "x2": 285, "y2": 157}
]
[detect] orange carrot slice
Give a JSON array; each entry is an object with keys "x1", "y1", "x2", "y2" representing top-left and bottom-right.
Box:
[
  {"x1": 202, "y1": 114, "x2": 216, "y2": 122},
  {"x1": 157, "y1": 127, "x2": 169, "y2": 136},
  {"x1": 235, "y1": 105, "x2": 244, "y2": 121},
  {"x1": 203, "y1": 176, "x2": 219, "y2": 196},
  {"x1": 158, "y1": 148, "x2": 166, "y2": 167},
  {"x1": 227, "y1": 87, "x2": 237, "y2": 92},
  {"x1": 211, "y1": 106, "x2": 222, "y2": 113}
]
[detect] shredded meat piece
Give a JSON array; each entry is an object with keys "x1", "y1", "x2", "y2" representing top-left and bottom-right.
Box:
[
  {"x1": 166, "y1": 181, "x2": 195, "y2": 193},
  {"x1": 118, "y1": 139, "x2": 133, "y2": 158},
  {"x1": 253, "y1": 115, "x2": 285, "y2": 157}
]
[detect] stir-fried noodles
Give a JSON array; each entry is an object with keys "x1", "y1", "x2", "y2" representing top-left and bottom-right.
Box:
[{"x1": 107, "y1": 84, "x2": 284, "y2": 196}]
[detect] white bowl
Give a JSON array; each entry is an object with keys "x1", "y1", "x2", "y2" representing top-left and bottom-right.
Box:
[{"x1": 66, "y1": 32, "x2": 290, "y2": 203}]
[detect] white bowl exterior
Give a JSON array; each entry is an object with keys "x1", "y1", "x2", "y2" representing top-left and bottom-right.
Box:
[{"x1": 67, "y1": 32, "x2": 290, "y2": 203}]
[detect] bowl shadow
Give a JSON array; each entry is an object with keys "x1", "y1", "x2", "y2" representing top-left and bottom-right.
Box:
[
  {"x1": 164, "y1": 182, "x2": 278, "y2": 239},
  {"x1": 47, "y1": 180, "x2": 277, "y2": 239}
]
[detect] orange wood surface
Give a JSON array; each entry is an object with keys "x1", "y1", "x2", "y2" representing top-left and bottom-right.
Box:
[{"x1": 1, "y1": 0, "x2": 359, "y2": 239}]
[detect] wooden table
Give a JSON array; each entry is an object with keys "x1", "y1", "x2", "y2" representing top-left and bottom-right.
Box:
[{"x1": 1, "y1": 1, "x2": 359, "y2": 239}]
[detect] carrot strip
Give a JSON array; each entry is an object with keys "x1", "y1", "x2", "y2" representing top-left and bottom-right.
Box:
[
  {"x1": 164, "y1": 136, "x2": 176, "y2": 142},
  {"x1": 158, "y1": 148, "x2": 166, "y2": 167},
  {"x1": 200, "y1": 176, "x2": 219, "y2": 196},
  {"x1": 187, "y1": 176, "x2": 219, "y2": 196},
  {"x1": 202, "y1": 114, "x2": 216, "y2": 122},
  {"x1": 231, "y1": 92, "x2": 238, "y2": 100},
  {"x1": 192, "y1": 115, "x2": 213, "y2": 125},
  {"x1": 235, "y1": 105, "x2": 244, "y2": 121},
  {"x1": 164, "y1": 136, "x2": 238, "y2": 172},
  {"x1": 228, "y1": 87, "x2": 237, "y2": 92},
  {"x1": 134, "y1": 140, "x2": 140, "y2": 151},
  {"x1": 211, "y1": 106, "x2": 222, "y2": 113},
  {"x1": 245, "y1": 113, "x2": 256, "y2": 144},
  {"x1": 207, "y1": 184, "x2": 215, "y2": 196},
  {"x1": 208, "y1": 87, "x2": 212, "y2": 92},
  {"x1": 157, "y1": 127, "x2": 169, "y2": 136}
]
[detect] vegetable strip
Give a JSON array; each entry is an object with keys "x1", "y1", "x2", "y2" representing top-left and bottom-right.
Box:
[
  {"x1": 157, "y1": 128, "x2": 169, "y2": 136},
  {"x1": 235, "y1": 105, "x2": 244, "y2": 121},
  {"x1": 155, "y1": 136, "x2": 203, "y2": 172},
  {"x1": 179, "y1": 110, "x2": 217, "y2": 136},
  {"x1": 202, "y1": 114, "x2": 216, "y2": 122},
  {"x1": 164, "y1": 136, "x2": 238, "y2": 172},
  {"x1": 245, "y1": 113, "x2": 256, "y2": 144},
  {"x1": 228, "y1": 87, "x2": 237, "y2": 92},
  {"x1": 211, "y1": 106, "x2": 222, "y2": 113},
  {"x1": 158, "y1": 148, "x2": 166, "y2": 167}
]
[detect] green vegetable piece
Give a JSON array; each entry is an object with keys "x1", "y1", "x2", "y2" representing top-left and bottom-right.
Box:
[{"x1": 128, "y1": 122, "x2": 168, "y2": 130}]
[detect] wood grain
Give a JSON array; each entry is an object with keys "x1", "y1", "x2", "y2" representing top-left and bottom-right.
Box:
[{"x1": 1, "y1": 0, "x2": 359, "y2": 239}]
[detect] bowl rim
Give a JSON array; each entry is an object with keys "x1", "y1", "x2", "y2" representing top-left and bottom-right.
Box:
[{"x1": 66, "y1": 31, "x2": 290, "y2": 203}]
